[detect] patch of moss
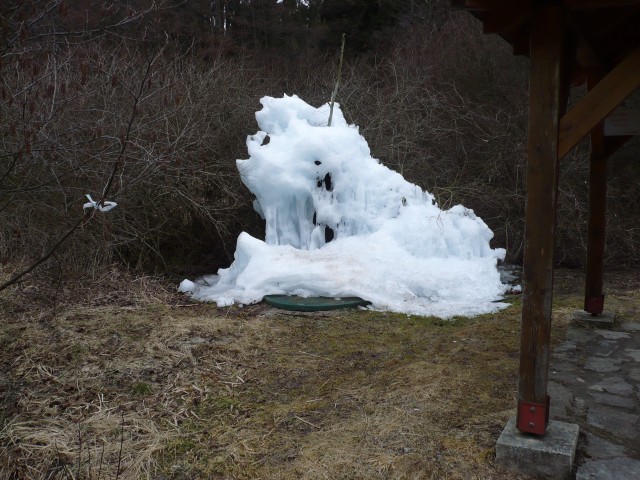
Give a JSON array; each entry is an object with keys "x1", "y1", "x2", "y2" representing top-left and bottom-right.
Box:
[
  {"x1": 130, "y1": 381, "x2": 152, "y2": 395},
  {"x1": 197, "y1": 395, "x2": 243, "y2": 418},
  {"x1": 65, "y1": 343, "x2": 87, "y2": 361}
]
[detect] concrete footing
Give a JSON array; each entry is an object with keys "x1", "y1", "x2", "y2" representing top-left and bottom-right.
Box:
[
  {"x1": 496, "y1": 416, "x2": 579, "y2": 479},
  {"x1": 572, "y1": 310, "x2": 615, "y2": 329}
]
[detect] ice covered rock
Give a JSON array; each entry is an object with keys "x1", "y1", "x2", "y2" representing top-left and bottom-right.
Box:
[{"x1": 181, "y1": 95, "x2": 508, "y2": 317}]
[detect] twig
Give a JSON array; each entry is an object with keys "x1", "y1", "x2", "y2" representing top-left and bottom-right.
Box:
[
  {"x1": 115, "y1": 413, "x2": 125, "y2": 480},
  {"x1": 0, "y1": 43, "x2": 165, "y2": 293},
  {"x1": 293, "y1": 415, "x2": 320, "y2": 429},
  {"x1": 97, "y1": 441, "x2": 105, "y2": 480},
  {"x1": 53, "y1": 439, "x2": 63, "y2": 477},
  {"x1": 297, "y1": 351, "x2": 332, "y2": 362},
  {"x1": 328, "y1": 33, "x2": 346, "y2": 127},
  {"x1": 98, "y1": 45, "x2": 165, "y2": 209},
  {"x1": 0, "y1": 214, "x2": 86, "y2": 291},
  {"x1": 77, "y1": 424, "x2": 82, "y2": 480},
  {"x1": 0, "y1": 1, "x2": 156, "y2": 57},
  {"x1": 87, "y1": 438, "x2": 92, "y2": 480}
]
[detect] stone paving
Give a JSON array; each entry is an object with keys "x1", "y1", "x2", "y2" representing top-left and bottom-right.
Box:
[{"x1": 549, "y1": 320, "x2": 640, "y2": 479}]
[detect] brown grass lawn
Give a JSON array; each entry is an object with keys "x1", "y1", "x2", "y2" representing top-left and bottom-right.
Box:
[{"x1": 1, "y1": 268, "x2": 637, "y2": 479}]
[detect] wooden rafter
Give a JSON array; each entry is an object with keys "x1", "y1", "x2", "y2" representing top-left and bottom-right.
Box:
[
  {"x1": 564, "y1": 0, "x2": 640, "y2": 8},
  {"x1": 482, "y1": 5, "x2": 530, "y2": 34},
  {"x1": 605, "y1": 135, "x2": 633, "y2": 157},
  {"x1": 510, "y1": 29, "x2": 531, "y2": 56},
  {"x1": 450, "y1": 0, "x2": 514, "y2": 11},
  {"x1": 453, "y1": 0, "x2": 640, "y2": 10},
  {"x1": 566, "y1": 16, "x2": 609, "y2": 68},
  {"x1": 591, "y1": 6, "x2": 640, "y2": 37}
]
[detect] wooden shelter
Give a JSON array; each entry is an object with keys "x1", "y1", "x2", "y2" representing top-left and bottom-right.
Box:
[{"x1": 451, "y1": 0, "x2": 640, "y2": 435}]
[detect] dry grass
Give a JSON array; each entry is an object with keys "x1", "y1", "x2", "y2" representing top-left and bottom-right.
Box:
[{"x1": 1, "y1": 268, "x2": 638, "y2": 479}]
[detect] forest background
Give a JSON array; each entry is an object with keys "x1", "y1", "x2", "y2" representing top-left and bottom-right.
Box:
[{"x1": 2, "y1": 0, "x2": 639, "y2": 292}]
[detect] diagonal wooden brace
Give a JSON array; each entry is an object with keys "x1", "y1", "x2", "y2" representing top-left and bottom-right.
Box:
[{"x1": 558, "y1": 46, "x2": 640, "y2": 158}]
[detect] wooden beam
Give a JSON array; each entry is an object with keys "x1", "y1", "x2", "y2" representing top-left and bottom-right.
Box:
[
  {"x1": 605, "y1": 135, "x2": 632, "y2": 157},
  {"x1": 451, "y1": 0, "x2": 514, "y2": 11},
  {"x1": 575, "y1": 44, "x2": 605, "y2": 69},
  {"x1": 560, "y1": 34, "x2": 577, "y2": 117},
  {"x1": 566, "y1": 17, "x2": 609, "y2": 68},
  {"x1": 517, "y1": 4, "x2": 566, "y2": 436},
  {"x1": 482, "y1": 5, "x2": 530, "y2": 33},
  {"x1": 591, "y1": 6, "x2": 640, "y2": 37},
  {"x1": 564, "y1": 0, "x2": 640, "y2": 8},
  {"x1": 509, "y1": 29, "x2": 531, "y2": 56},
  {"x1": 584, "y1": 74, "x2": 607, "y2": 314},
  {"x1": 558, "y1": 46, "x2": 640, "y2": 158}
]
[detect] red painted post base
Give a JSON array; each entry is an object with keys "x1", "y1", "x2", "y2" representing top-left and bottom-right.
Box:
[
  {"x1": 516, "y1": 396, "x2": 550, "y2": 435},
  {"x1": 585, "y1": 294, "x2": 604, "y2": 315}
]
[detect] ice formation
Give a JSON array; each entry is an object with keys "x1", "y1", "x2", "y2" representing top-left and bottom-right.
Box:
[{"x1": 180, "y1": 95, "x2": 509, "y2": 317}]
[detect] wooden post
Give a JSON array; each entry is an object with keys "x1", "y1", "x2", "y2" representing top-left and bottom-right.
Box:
[
  {"x1": 584, "y1": 74, "x2": 607, "y2": 314},
  {"x1": 517, "y1": 4, "x2": 566, "y2": 436}
]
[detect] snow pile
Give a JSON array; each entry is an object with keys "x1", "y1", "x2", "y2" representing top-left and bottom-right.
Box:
[{"x1": 180, "y1": 95, "x2": 508, "y2": 317}]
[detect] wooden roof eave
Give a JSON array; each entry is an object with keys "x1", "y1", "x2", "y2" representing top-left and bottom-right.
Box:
[
  {"x1": 452, "y1": 0, "x2": 640, "y2": 9},
  {"x1": 452, "y1": 0, "x2": 640, "y2": 86}
]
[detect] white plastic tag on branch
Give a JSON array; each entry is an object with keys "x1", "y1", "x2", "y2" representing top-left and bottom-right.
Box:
[{"x1": 83, "y1": 194, "x2": 117, "y2": 212}]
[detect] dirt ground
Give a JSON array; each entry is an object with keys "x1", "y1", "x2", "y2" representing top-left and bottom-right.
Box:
[{"x1": 1, "y1": 267, "x2": 638, "y2": 479}]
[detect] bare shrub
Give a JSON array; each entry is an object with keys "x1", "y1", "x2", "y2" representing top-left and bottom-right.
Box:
[
  {"x1": 1, "y1": 36, "x2": 264, "y2": 284},
  {"x1": 2, "y1": 1, "x2": 639, "y2": 289}
]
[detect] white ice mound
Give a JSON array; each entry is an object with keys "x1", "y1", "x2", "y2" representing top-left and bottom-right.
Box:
[{"x1": 181, "y1": 94, "x2": 508, "y2": 317}]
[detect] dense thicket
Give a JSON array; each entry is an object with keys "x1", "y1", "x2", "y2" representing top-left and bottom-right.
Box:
[{"x1": 1, "y1": 0, "x2": 638, "y2": 289}]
